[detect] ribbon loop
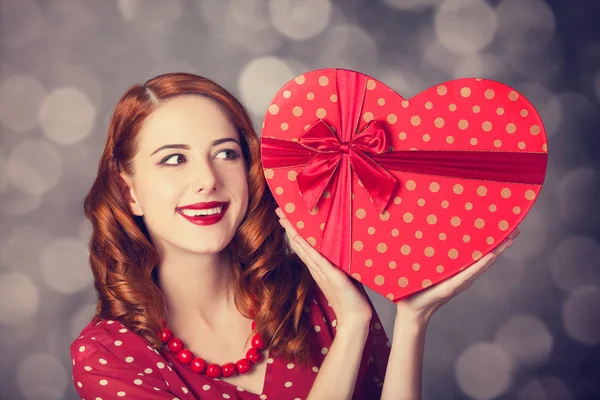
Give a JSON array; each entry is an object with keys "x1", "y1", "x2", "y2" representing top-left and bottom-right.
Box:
[
  {"x1": 260, "y1": 69, "x2": 547, "y2": 274},
  {"x1": 296, "y1": 118, "x2": 396, "y2": 212}
]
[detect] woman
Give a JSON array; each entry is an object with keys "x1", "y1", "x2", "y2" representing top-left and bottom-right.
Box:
[{"x1": 71, "y1": 72, "x2": 517, "y2": 399}]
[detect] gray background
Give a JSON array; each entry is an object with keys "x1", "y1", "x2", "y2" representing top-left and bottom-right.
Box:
[{"x1": 1, "y1": 0, "x2": 599, "y2": 399}]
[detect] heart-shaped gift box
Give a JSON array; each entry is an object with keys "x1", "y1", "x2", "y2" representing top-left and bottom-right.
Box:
[{"x1": 260, "y1": 68, "x2": 548, "y2": 302}]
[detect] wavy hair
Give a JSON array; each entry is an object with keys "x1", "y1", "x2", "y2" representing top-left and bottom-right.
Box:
[{"x1": 84, "y1": 72, "x2": 314, "y2": 365}]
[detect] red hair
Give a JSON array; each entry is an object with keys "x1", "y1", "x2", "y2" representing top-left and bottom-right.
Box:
[{"x1": 84, "y1": 72, "x2": 314, "y2": 364}]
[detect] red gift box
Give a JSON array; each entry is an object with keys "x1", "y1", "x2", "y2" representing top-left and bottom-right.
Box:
[{"x1": 260, "y1": 68, "x2": 548, "y2": 302}]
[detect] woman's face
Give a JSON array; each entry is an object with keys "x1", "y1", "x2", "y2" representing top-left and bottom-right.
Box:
[{"x1": 121, "y1": 95, "x2": 249, "y2": 256}]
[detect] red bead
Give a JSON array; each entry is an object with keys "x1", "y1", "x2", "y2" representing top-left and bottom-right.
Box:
[
  {"x1": 236, "y1": 358, "x2": 252, "y2": 374},
  {"x1": 191, "y1": 357, "x2": 207, "y2": 373},
  {"x1": 251, "y1": 332, "x2": 265, "y2": 349},
  {"x1": 251, "y1": 320, "x2": 256, "y2": 331},
  {"x1": 246, "y1": 347, "x2": 262, "y2": 364},
  {"x1": 160, "y1": 328, "x2": 173, "y2": 344},
  {"x1": 222, "y1": 362, "x2": 237, "y2": 377},
  {"x1": 177, "y1": 349, "x2": 193, "y2": 365},
  {"x1": 206, "y1": 364, "x2": 222, "y2": 378},
  {"x1": 167, "y1": 337, "x2": 184, "y2": 353}
]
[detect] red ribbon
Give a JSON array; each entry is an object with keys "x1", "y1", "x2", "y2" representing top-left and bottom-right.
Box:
[
  {"x1": 261, "y1": 70, "x2": 548, "y2": 273},
  {"x1": 295, "y1": 118, "x2": 396, "y2": 214}
]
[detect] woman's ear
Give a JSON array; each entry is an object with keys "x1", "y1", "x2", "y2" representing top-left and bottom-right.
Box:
[{"x1": 119, "y1": 173, "x2": 144, "y2": 216}]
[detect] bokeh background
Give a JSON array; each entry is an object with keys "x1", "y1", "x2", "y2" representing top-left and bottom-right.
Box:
[{"x1": 1, "y1": 0, "x2": 599, "y2": 399}]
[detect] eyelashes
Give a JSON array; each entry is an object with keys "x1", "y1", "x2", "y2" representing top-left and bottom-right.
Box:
[{"x1": 159, "y1": 149, "x2": 240, "y2": 166}]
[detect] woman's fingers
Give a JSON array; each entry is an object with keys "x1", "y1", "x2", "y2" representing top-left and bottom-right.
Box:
[
  {"x1": 459, "y1": 235, "x2": 516, "y2": 284},
  {"x1": 276, "y1": 209, "x2": 332, "y2": 269},
  {"x1": 423, "y1": 234, "x2": 515, "y2": 298},
  {"x1": 275, "y1": 207, "x2": 285, "y2": 219},
  {"x1": 277, "y1": 211, "x2": 329, "y2": 282}
]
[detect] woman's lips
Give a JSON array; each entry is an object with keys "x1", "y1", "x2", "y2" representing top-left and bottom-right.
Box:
[{"x1": 177, "y1": 204, "x2": 228, "y2": 226}]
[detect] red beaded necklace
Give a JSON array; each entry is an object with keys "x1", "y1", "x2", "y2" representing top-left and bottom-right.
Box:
[{"x1": 160, "y1": 320, "x2": 266, "y2": 379}]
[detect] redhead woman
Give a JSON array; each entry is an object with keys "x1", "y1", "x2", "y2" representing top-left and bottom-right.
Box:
[{"x1": 70, "y1": 72, "x2": 518, "y2": 399}]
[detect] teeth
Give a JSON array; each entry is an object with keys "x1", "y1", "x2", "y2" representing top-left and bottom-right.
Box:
[{"x1": 181, "y1": 206, "x2": 223, "y2": 217}]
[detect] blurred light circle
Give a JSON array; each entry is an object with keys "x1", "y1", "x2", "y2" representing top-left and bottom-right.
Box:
[
  {"x1": 504, "y1": 37, "x2": 562, "y2": 81},
  {"x1": 225, "y1": 1, "x2": 283, "y2": 54},
  {"x1": 562, "y1": 286, "x2": 600, "y2": 346},
  {"x1": 515, "y1": 82, "x2": 561, "y2": 136},
  {"x1": 316, "y1": 24, "x2": 379, "y2": 74},
  {"x1": 17, "y1": 353, "x2": 68, "y2": 400},
  {"x1": 70, "y1": 302, "x2": 97, "y2": 340},
  {"x1": 383, "y1": 0, "x2": 442, "y2": 11},
  {"x1": 238, "y1": 57, "x2": 296, "y2": 118},
  {"x1": 495, "y1": 0, "x2": 555, "y2": 46},
  {"x1": 422, "y1": 40, "x2": 465, "y2": 76},
  {"x1": 39, "y1": 87, "x2": 96, "y2": 145},
  {"x1": 0, "y1": 0, "x2": 43, "y2": 48},
  {"x1": 269, "y1": 0, "x2": 332, "y2": 41},
  {"x1": 456, "y1": 342, "x2": 513, "y2": 400},
  {"x1": 551, "y1": 235, "x2": 600, "y2": 292},
  {"x1": 495, "y1": 0, "x2": 558, "y2": 80},
  {"x1": 453, "y1": 52, "x2": 510, "y2": 80},
  {"x1": 518, "y1": 376, "x2": 574, "y2": 400},
  {"x1": 51, "y1": 64, "x2": 104, "y2": 109},
  {"x1": 495, "y1": 314, "x2": 553, "y2": 368},
  {"x1": 195, "y1": 0, "x2": 229, "y2": 28},
  {"x1": 0, "y1": 226, "x2": 51, "y2": 273},
  {"x1": 6, "y1": 139, "x2": 63, "y2": 195},
  {"x1": 118, "y1": 0, "x2": 182, "y2": 26},
  {"x1": 434, "y1": 0, "x2": 498, "y2": 55},
  {"x1": 557, "y1": 169, "x2": 600, "y2": 230},
  {"x1": 40, "y1": 238, "x2": 92, "y2": 295},
  {"x1": 0, "y1": 189, "x2": 43, "y2": 216},
  {"x1": 0, "y1": 74, "x2": 46, "y2": 132},
  {"x1": 284, "y1": 58, "x2": 312, "y2": 77},
  {"x1": 0, "y1": 272, "x2": 39, "y2": 325},
  {"x1": 229, "y1": 0, "x2": 271, "y2": 30},
  {"x1": 194, "y1": 0, "x2": 282, "y2": 55},
  {"x1": 378, "y1": 69, "x2": 425, "y2": 100}
]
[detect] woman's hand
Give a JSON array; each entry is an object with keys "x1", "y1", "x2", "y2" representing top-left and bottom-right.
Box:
[
  {"x1": 395, "y1": 229, "x2": 521, "y2": 325},
  {"x1": 276, "y1": 207, "x2": 372, "y2": 328}
]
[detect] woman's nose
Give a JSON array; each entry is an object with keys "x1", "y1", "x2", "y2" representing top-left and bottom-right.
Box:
[{"x1": 192, "y1": 162, "x2": 219, "y2": 193}]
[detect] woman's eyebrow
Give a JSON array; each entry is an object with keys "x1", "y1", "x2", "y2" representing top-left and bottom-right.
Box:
[
  {"x1": 151, "y1": 144, "x2": 189, "y2": 156},
  {"x1": 212, "y1": 138, "x2": 241, "y2": 147},
  {"x1": 150, "y1": 138, "x2": 241, "y2": 156}
]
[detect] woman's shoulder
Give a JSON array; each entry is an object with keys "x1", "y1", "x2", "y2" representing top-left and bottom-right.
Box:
[
  {"x1": 70, "y1": 317, "x2": 162, "y2": 370},
  {"x1": 70, "y1": 319, "x2": 183, "y2": 398}
]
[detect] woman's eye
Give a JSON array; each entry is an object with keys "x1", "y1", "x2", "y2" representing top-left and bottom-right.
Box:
[
  {"x1": 161, "y1": 154, "x2": 186, "y2": 165},
  {"x1": 215, "y1": 149, "x2": 240, "y2": 160}
]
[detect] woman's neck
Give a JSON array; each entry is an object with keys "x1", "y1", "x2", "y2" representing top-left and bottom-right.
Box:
[{"x1": 156, "y1": 247, "x2": 237, "y2": 330}]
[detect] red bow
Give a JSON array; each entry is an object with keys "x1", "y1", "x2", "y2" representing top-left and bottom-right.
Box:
[{"x1": 296, "y1": 119, "x2": 396, "y2": 213}]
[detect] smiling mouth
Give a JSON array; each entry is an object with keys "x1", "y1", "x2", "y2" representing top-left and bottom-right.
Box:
[{"x1": 178, "y1": 205, "x2": 225, "y2": 217}]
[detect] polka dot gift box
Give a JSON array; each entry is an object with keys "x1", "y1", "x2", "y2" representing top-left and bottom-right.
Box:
[{"x1": 261, "y1": 68, "x2": 548, "y2": 302}]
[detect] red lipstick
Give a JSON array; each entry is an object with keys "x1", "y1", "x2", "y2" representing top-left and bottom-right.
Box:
[{"x1": 176, "y1": 201, "x2": 229, "y2": 226}]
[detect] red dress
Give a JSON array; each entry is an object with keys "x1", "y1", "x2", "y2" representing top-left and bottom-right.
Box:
[{"x1": 71, "y1": 284, "x2": 391, "y2": 399}]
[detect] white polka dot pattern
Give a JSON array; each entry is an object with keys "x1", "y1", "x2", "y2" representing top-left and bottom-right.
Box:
[
  {"x1": 70, "y1": 284, "x2": 390, "y2": 399},
  {"x1": 261, "y1": 70, "x2": 547, "y2": 303}
]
